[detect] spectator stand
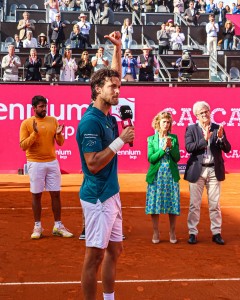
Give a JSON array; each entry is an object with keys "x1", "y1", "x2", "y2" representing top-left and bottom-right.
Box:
[
  {"x1": 157, "y1": 54, "x2": 211, "y2": 82},
  {"x1": 15, "y1": 8, "x2": 46, "y2": 23},
  {"x1": 6, "y1": 0, "x2": 45, "y2": 16},
  {"x1": 144, "y1": 13, "x2": 174, "y2": 25}
]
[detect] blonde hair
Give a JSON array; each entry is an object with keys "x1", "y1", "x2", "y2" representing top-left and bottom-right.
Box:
[
  {"x1": 123, "y1": 18, "x2": 131, "y2": 28},
  {"x1": 152, "y1": 111, "x2": 172, "y2": 132}
]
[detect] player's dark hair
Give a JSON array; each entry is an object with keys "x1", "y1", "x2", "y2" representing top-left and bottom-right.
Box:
[
  {"x1": 90, "y1": 68, "x2": 120, "y2": 101},
  {"x1": 32, "y1": 95, "x2": 47, "y2": 107}
]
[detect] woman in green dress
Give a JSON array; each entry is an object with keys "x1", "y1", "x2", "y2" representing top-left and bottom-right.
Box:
[{"x1": 146, "y1": 111, "x2": 181, "y2": 244}]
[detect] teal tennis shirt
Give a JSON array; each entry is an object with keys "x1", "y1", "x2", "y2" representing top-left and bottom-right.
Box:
[{"x1": 76, "y1": 104, "x2": 120, "y2": 204}]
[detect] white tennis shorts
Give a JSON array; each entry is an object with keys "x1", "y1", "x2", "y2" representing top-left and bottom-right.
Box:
[
  {"x1": 80, "y1": 193, "x2": 123, "y2": 249},
  {"x1": 27, "y1": 160, "x2": 61, "y2": 194}
]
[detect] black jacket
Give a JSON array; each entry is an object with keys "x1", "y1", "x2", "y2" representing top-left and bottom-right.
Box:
[
  {"x1": 24, "y1": 58, "x2": 42, "y2": 81},
  {"x1": 44, "y1": 53, "x2": 63, "y2": 75},
  {"x1": 51, "y1": 21, "x2": 65, "y2": 41},
  {"x1": 184, "y1": 123, "x2": 231, "y2": 183}
]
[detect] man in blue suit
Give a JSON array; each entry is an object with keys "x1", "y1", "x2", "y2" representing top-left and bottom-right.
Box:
[{"x1": 184, "y1": 101, "x2": 231, "y2": 245}]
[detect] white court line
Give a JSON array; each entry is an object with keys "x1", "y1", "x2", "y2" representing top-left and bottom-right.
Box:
[
  {"x1": 1, "y1": 278, "x2": 240, "y2": 286},
  {"x1": 0, "y1": 206, "x2": 240, "y2": 210}
]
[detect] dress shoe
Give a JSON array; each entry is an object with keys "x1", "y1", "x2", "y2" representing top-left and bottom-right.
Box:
[
  {"x1": 152, "y1": 232, "x2": 160, "y2": 244},
  {"x1": 188, "y1": 234, "x2": 197, "y2": 244},
  {"x1": 169, "y1": 232, "x2": 178, "y2": 244},
  {"x1": 212, "y1": 233, "x2": 225, "y2": 245}
]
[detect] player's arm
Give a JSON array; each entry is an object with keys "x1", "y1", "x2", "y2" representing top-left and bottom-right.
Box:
[
  {"x1": 84, "y1": 127, "x2": 134, "y2": 174},
  {"x1": 104, "y1": 31, "x2": 122, "y2": 77}
]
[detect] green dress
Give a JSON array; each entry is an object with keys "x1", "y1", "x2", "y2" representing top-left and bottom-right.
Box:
[{"x1": 146, "y1": 137, "x2": 180, "y2": 215}]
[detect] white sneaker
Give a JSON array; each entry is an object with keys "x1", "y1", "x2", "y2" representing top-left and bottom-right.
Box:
[
  {"x1": 52, "y1": 224, "x2": 73, "y2": 238},
  {"x1": 31, "y1": 226, "x2": 43, "y2": 239}
]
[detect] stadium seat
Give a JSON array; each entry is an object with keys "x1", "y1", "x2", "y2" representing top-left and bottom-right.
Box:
[
  {"x1": 19, "y1": 4, "x2": 27, "y2": 9},
  {"x1": 230, "y1": 67, "x2": 240, "y2": 81},
  {"x1": 30, "y1": 4, "x2": 38, "y2": 9},
  {"x1": 147, "y1": 22, "x2": 155, "y2": 25},
  {"x1": 9, "y1": 3, "x2": 18, "y2": 16},
  {"x1": 5, "y1": 37, "x2": 14, "y2": 44},
  {"x1": 38, "y1": 19, "x2": 46, "y2": 23},
  {"x1": 114, "y1": 21, "x2": 122, "y2": 25},
  {"x1": 157, "y1": 5, "x2": 169, "y2": 12},
  {"x1": 72, "y1": 20, "x2": 78, "y2": 24}
]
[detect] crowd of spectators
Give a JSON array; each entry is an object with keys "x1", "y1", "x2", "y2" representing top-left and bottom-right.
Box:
[{"x1": 0, "y1": 0, "x2": 240, "y2": 82}]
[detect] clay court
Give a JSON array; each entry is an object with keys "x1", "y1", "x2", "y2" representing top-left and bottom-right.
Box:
[{"x1": 0, "y1": 173, "x2": 240, "y2": 300}]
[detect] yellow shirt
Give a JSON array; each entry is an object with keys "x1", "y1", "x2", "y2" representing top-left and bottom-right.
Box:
[{"x1": 20, "y1": 116, "x2": 64, "y2": 162}]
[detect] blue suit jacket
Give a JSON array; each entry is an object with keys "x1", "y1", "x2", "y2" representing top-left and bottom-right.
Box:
[
  {"x1": 121, "y1": 57, "x2": 138, "y2": 79},
  {"x1": 184, "y1": 123, "x2": 231, "y2": 183}
]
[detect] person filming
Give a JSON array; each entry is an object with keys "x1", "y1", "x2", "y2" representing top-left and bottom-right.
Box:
[{"x1": 172, "y1": 50, "x2": 197, "y2": 82}]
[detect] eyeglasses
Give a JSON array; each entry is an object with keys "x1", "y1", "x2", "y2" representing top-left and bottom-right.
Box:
[
  {"x1": 197, "y1": 110, "x2": 209, "y2": 116},
  {"x1": 83, "y1": 53, "x2": 88, "y2": 55}
]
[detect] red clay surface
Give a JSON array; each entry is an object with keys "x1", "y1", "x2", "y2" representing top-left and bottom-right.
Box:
[{"x1": 0, "y1": 174, "x2": 240, "y2": 300}]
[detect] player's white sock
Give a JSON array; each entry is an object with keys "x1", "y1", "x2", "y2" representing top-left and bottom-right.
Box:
[
  {"x1": 35, "y1": 221, "x2": 41, "y2": 227},
  {"x1": 103, "y1": 292, "x2": 114, "y2": 300},
  {"x1": 54, "y1": 221, "x2": 62, "y2": 228}
]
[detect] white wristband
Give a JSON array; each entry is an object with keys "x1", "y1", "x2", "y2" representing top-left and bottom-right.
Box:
[{"x1": 109, "y1": 137, "x2": 124, "y2": 154}]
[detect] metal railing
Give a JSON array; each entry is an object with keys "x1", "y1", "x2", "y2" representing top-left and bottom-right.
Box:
[{"x1": 156, "y1": 54, "x2": 172, "y2": 82}]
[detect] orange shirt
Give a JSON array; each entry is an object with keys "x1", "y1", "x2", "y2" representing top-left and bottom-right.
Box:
[{"x1": 20, "y1": 116, "x2": 64, "y2": 162}]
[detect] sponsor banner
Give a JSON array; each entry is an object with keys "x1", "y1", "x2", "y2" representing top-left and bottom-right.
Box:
[{"x1": 0, "y1": 85, "x2": 240, "y2": 173}]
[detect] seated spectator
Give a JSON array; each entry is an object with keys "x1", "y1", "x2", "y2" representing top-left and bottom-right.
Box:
[
  {"x1": 87, "y1": 0, "x2": 99, "y2": 18},
  {"x1": 232, "y1": 3, "x2": 240, "y2": 14},
  {"x1": 231, "y1": 3, "x2": 237, "y2": 14},
  {"x1": 121, "y1": 18, "x2": 134, "y2": 49},
  {"x1": 24, "y1": 48, "x2": 42, "y2": 81},
  {"x1": 137, "y1": 45, "x2": 159, "y2": 81},
  {"x1": 99, "y1": 2, "x2": 114, "y2": 24},
  {"x1": 121, "y1": 49, "x2": 138, "y2": 81},
  {"x1": 183, "y1": 1, "x2": 200, "y2": 26},
  {"x1": 173, "y1": 0, "x2": 185, "y2": 14},
  {"x1": 77, "y1": 13, "x2": 92, "y2": 48},
  {"x1": 60, "y1": 0, "x2": 74, "y2": 11},
  {"x1": 91, "y1": 47, "x2": 109, "y2": 72},
  {"x1": 171, "y1": 25, "x2": 185, "y2": 50},
  {"x1": 206, "y1": 0, "x2": 216, "y2": 13},
  {"x1": 45, "y1": 0, "x2": 60, "y2": 23},
  {"x1": 60, "y1": 47, "x2": 77, "y2": 81},
  {"x1": 157, "y1": 23, "x2": 171, "y2": 54},
  {"x1": 23, "y1": 31, "x2": 38, "y2": 48},
  {"x1": 194, "y1": 0, "x2": 206, "y2": 13},
  {"x1": 76, "y1": 51, "x2": 93, "y2": 82},
  {"x1": 1, "y1": 44, "x2": 21, "y2": 82},
  {"x1": 38, "y1": 33, "x2": 49, "y2": 48},
  {"x1": 14, "y1": 34, "x2": 23, "y2": 49},
  {"x1": 17, "y1": 11, "x2": 35, "y2": 41},
  {"x1": 44, "y1": 42, "x2": 63, "y2": 82},
  {"x1": 222, "y1": 20, "x2": 235, "y2": 50},
  {"x1": 72, "y1": 0, "x2": 82, "y2": 11}
]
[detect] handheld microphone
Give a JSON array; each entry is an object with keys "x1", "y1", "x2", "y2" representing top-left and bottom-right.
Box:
[{"x1": 119, "y1": 105, "x2": 133, "y2": 147}]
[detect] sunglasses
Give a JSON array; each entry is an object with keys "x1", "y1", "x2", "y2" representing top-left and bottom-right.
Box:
[{"x1": 83, "y1": 53, "x2": 89, "y2": 55}]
